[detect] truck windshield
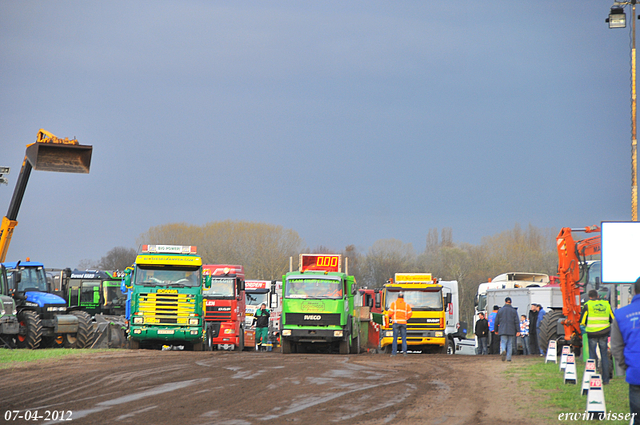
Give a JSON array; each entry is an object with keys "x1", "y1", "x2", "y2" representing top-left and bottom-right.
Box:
[
  {"x1": 203, "y1": 277, "x2": 235, "y2": 297},
  {"x1": 105, "y1": 284, "x2": 127, "y2": 304},
  {"x1": 246, "y1": 292, "x2": 269, "y2": 305},
  {"x1": 285, "y1": 278, "x2": 343, "y2": 299},
  {"x1": 134, "y1": 266, "x2": 201, "y2": 288},
  {"x1": 386, "y1": 290, "x2": 443, "y2": 311},
  {"x1": 13, "y1": 267, "x2": 48, "y2": 292},
  {"x1": 477, "y1": 294, "x2": 487, "y2": 312}
]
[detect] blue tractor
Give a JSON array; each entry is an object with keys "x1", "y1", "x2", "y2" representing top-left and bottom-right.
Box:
[{"x1": 4, "y1": 260, "x2": 94, "y2": 349}]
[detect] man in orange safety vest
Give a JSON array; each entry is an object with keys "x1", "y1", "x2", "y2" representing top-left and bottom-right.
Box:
[{"x1": 389, "y1": 291, "x2": 413, "y2": 356}]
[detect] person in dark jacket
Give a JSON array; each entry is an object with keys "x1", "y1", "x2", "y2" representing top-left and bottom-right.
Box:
[
  {"x1": 495, "y1": 297, "x2": 520, "y2": 362},
  {"x1": 252, "y1": 303, "x2": 270, "y2": 351},
  {"x1": 528, "y1": 305, "x2": 540, "y2": 356},
  {"x1": 475, "y1": 312, "x2": 489, "y2": 355}
]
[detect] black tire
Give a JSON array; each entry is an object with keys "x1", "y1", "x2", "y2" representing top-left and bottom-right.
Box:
[
  {"x1": 538, "y1": 309, "x2": 564, "y2": 354},
  {"x1": 350, "y1": 332, "x2": 360, "y2": 354},
  {"x1": 15, "y1": 310, "x2": 43, "y2": 349},
  {"x1": 383, "y1": 344, "x2": 392, "y2": 355},
  {"x1": 235, "y1": 328, "x2": 244, "y2": 352},
  {"x1": 339, "y1": 339, "x2": 350, "y2": 354},
  {"x1": 192, "y1": 340, "x2": 203, "y2": 351},
  {"x1": 206, "y1": 328, "x2": 214, "y2": 351},
  {"x1": 444, "y1": 338, "x2": 454, "y2": 355},
  {"x1": 129, "y1": 338, "x2": 140, "y2": 350},
  {"x1": 281, "y1": 337, "x2": 291, "y2": 354},
  {"x1": 64, "y1": 311, "x2": 95, "y2": 349}
]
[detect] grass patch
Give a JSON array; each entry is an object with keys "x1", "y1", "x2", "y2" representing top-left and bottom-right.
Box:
[
  {"x1": 509, "y1": 357, "x2": 631, "y2": 424},
  {"x1": 0, "y1": 348, "x2": 99, "y2": 369}
]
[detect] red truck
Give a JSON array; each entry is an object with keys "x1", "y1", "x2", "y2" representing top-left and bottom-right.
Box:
[{"x1": 202, "y1": 265, "x2": 246, "y2": 351}]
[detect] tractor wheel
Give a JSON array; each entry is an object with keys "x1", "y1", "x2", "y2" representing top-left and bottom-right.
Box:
[
  {"x1": 538, "y1": 309, "x2": 564, "y2": 354},
  {"x1": 15, "y1": 310, "x2": 43, "y2": 349},
  {"x1": 64, "y1": 311, "x2": 95, "y2": 348}
]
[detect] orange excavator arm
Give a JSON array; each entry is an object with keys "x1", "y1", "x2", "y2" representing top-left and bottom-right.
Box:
[{"x1": 556, "y1": 226, "x2": 601, "y2": 349}]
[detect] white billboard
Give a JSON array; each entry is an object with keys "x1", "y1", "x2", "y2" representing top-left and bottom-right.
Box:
[{"x1": 601, "y1": 221, "x2": 640, "y2": 284}]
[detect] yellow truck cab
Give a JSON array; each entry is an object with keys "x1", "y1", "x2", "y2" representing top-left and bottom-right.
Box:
[{"x1": 380, "y1": 273, "x2": 448, "y2": 354}]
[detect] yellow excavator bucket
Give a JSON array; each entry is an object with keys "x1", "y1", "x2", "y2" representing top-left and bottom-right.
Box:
[{"x1": 25, "y1": 129, "x2": 92, "y2": 173}]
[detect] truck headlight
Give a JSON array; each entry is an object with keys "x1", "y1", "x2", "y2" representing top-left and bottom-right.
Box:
[
  {"x1": 333, "y1": 330, "x2": 343, "y2": 337},
  {"x1": 189, "y1": 318, "x2": 199, "y2": 325},
  {"x1": 282, "y1": 329, "x2": 291, "y2": 336},
  {"x1": 133, "y1": 317, "x2": 144, "y2": 324},
  {"x1": 385, "y1": 331, "x2": 393, "y2": 338},
  {"x1": 224, "y1": 328, "x2": 234, "y2": 334},
  {"x1": 435, "y1": 331, "x2": 444, "y2": 337}
]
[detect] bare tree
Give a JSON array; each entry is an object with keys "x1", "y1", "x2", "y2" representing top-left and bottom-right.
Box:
[
  {"x1": 97, "y1": 247, "x2": 137, "y2": 271},
  {"x1": 362, "y1": 239, "x2": 416, "y2": 288}
]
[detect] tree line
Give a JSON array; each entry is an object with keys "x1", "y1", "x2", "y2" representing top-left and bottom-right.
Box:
[{"x1": 80, "y1": 221, "x2": 559, "y2": 326}]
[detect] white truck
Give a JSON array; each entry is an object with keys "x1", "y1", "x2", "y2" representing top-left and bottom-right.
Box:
[
  {"x1": 475, "y1": 272, "x2": 550, "y2": 325},
  {"x1": 440, "y1": 280, "x2": 476, "y2": 355},
  {"x1": 244, "y1": 280, "x2": 282, "y2": 346},
  {"x1": 485, "y1": 286, "x2": 563, "y2": 353}
]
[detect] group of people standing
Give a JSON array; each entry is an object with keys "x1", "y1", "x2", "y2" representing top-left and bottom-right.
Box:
[{"x1": 474, "y1": 299, "x2": 547, "y2": 359}]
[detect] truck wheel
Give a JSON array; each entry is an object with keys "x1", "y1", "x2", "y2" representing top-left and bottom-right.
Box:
[
  {"x1": 235, "y1": 329, "x2": 244, "y2": 352},
  {"x1": 350, "y1": 333, "x2": 360, "y2": 354},
  {"x1": 129, "y1": 338, "x2": 140, "y2": 349},
  {"x1": 538, "y1": 310, "x2": 564, "y2": 354},
  {"x1": 339, "y1": 339, "x2": 349, "y2": 354},
  {"x1": 206, "y1": 329, "x2": 214, "y2": 351},
  {"x1": 383, "y1": 344, "x2": 392, "y2": 355},
  {"x1": 16, "y1": 310, "x2": 43, "y2": 349},
  {"x1": 192, "y1": 340, "x2": 203, "y2": 351},
  {"x1": 443, "y1": 338, "x2": 454, "y2": 355},
  {"x1": 281, "y1": 337, "x2": 291, "y2": 354},
  {"x1": 64, "y1": 311, "x2": 95, "y2": 348}
]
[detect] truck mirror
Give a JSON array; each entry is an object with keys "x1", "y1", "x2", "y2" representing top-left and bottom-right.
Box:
[
  {"x1": 374, "y1": 292, "x2": 381, "y2": 309},
  {"x1": 444, "y1": 293, "x2": 452, "y2": 310},
  {"x1": 367, "y1": 297, "x2": 373, "y2": 308},
  {"x1": 351, "y1": 284, "x2": 357, "y2": 296},
  {"x1": 123, "y1": 274, "x2": 132, "y2": 291},
  {"x1": 204, "y1": 275, "x2": 211, "y2": 289},
  {"x1": 595, "y1": 276, "x2": 600, "y2": 290},
  {"x1": 270, "y1": 293, "x2": 278, "y2": 309}
]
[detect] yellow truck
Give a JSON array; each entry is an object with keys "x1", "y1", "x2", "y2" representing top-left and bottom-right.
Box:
[{"x1": 379, "y1": 273, "x2": 449, "y2": 354}]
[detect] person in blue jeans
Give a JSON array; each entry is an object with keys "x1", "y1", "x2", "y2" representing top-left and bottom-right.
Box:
[{"x1": 495, "y1": 297, "x2": 520, "y2": 362}]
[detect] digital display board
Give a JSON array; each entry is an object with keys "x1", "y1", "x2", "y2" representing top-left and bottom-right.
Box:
[
  {"x1": 601, "y1": 221, "x2": 640, "y2": 283},
  {"x1": 300, "y1": 254, "x2": 341, "y2": 273}
]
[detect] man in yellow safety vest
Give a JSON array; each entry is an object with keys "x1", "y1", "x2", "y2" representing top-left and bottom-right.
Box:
[
  {"x1": 580, "y1": 290, "x2": 615, "y2": 384},
  {"x1": 389, "y1": 291, "x2": 413, "y2": 357}
]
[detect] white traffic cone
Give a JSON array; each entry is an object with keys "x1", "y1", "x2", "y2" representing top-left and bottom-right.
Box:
[
  {"x1": 559, "y1": 345, "x2": 570, "y2": 370},
  {"x1": 586, "y1": 374, "x2": 606, "y2": 419},
  {"x1": 545, "y1": 339, "x2": 557, "y2": 364},
  {"x1": 564, "y1": 353, "x2": 577, "y2": 384},
  {"x1": 581, "y1": 359, "x2": 597, "y2": 396}
]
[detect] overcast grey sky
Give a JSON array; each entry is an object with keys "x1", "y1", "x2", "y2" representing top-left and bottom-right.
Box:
[{"x1": 0, "y1": 1, "x2": 634, "y2": 268}]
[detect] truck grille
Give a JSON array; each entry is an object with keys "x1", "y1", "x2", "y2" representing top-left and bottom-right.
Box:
[
  {"x1": 407, "y1": 317, "x2": 441, "y2": 329},
  {"x1": 205, "y1": 305, "x2": 232, "y2": 321},
  {"x1": 137, "y1": 293, "x2": 196, "y2": 325},
  {"x1": 285, "y1": 313, "x2": 341, "y2": 326}
]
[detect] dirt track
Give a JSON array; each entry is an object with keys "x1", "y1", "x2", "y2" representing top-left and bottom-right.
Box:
[{"x1": 1, "y1": 350, "x2": 536, "y2": 425}]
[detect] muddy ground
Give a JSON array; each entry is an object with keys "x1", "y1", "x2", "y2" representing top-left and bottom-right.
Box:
[{"x1": 1, "y1": 350, "x2": 538, "y2": 425}]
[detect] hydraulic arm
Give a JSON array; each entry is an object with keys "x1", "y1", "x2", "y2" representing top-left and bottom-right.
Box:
[{"x1": 0, "y1": 129, "x2": 92, "y2": 262}]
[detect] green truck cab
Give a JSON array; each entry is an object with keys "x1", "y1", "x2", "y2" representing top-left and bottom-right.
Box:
[
  {"x1": 124, "y1": 244, "x2": 210, "y2": 350},
  {"x1": 280, "y1": 254, "x2": 360, "y2": 354}
]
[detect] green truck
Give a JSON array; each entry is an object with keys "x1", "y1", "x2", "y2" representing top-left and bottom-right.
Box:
[
  {"x1": 123, "y1": 244, "x2": 210, "y2": 350},
  {"x1": 280, "y1": 254, "x2": 360, "y2": 354}
]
